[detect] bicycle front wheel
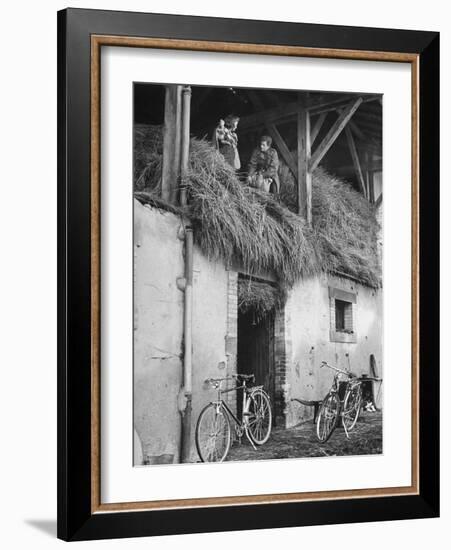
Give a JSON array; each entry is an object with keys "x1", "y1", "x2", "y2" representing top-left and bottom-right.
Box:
[
  {"x1": 195, "y1": 403, "x2": 231, "y2": 462},
  {"x1": 342, "y1": 384, "x2": 362, "y2": 432},
  {"x1": 316, "y1": 392, "x2": 340, "y2": 442},
  {"x1": 247, "y1": 390, "x2": 272, "y2": 445}
]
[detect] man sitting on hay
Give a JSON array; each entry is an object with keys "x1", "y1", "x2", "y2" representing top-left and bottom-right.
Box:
[{"x1": 247, "y1": 135, "x2": 280, "y2": 195}]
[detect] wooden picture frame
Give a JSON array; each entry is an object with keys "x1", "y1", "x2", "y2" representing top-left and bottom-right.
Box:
[{"x1": 57, "y1": 8, "x2": 439, "y2": 541}]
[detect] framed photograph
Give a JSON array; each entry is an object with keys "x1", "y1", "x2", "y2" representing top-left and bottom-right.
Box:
[{"x1": 57, "y1": 8, "x2": 439, "y2": 541}]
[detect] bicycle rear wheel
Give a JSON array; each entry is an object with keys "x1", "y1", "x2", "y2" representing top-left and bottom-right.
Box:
[
  {"x1": 247, "y1": 390, "x2": 272, "y2": 445},
  {"x1": 342, "y1": 384, "x2": 362, "y2": 432},
  {"x1": 316, "y1": 392, "x2": 340, "y2": 442},
  {"x1": 195, "y1": 403, "x2": 231, "y2": 462}
]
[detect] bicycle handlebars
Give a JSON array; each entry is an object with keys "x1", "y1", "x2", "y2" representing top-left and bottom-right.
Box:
[
  {"x1": 320, "y1": 361, "x2": 355, "y2": 378},
  {"x1": 320, "y1": 361, "x2": 383, "y2": 382},
  {"x1": 204, "y1": 373, "x2": 255, "y2": 388}
]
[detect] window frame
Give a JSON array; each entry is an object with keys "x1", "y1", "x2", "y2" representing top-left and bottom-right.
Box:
[{"x1": 329, "y1": 286, "x2": 357, "y2": 343}]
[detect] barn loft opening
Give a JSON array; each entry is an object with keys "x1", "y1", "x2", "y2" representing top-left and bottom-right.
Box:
[
  {"x1": 134, "y1": 82, "x2": 382, "y2": 198},
  {"x1": 133, "y1": 82, "x2": 383, "y2": 294}
]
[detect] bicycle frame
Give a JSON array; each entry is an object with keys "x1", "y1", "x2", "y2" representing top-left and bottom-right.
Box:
[
  {"x1": 207, "y1": 377, "x2": 260, "y2": 449},
  {"x1": 321, "y1": 361, "x2": 360, "y2": 396},
  {"x1": 319, "y1": 361, "x2": 363, "y2": 438}
]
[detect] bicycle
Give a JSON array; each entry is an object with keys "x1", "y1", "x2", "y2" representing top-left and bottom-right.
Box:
[
  {"x1": 316, "y1": 361, "x2": 364, "y2": 442},
  {"x1": 195, "y1": 373, "x2": 272, "y2": 462}
]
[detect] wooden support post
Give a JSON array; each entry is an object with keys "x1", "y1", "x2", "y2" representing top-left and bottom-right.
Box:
[
  {"x1": 368, "y1": 151, "x2": 375, "y2": 203},
  {"x1": 345, "y1": 126, "x2": 366, "y2": 197},
  {"x1": 297, "y1": 105, "x2": 312, "y2": 224},
  {"x1": 364, "y1": 150, "x2": 370, "y2": 201},
  {"x1": 161, "y1": 85, "x2": 182, "y2": 203},
  {"x1": 309, "y1": 97, "x2": 363, "y2": 172},
  {"x1": 179, "y1": 86, "x2": 192, "y2": 206}
]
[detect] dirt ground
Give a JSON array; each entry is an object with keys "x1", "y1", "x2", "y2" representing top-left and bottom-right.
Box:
[{"x1": 225, "y1": 410, "x2": 382, "y2": 462}]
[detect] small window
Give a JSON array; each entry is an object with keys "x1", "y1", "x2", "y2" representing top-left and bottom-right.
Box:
[
  {"x1": 335, "y1": 299, "x2": 353, "y2": 333},
  {"x1": 329, "y1": 286, "x2": 357, "y2": 343}
]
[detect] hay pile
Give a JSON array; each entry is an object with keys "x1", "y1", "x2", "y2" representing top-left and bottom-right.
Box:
[
  {"x1": 311, "y1": 170, "x2": 380, "y2": 287},
  {"x1": 134, "y1": 124, "x2": 163, "y2": 192},
  {"x1": 238, "y1": 279, "x2": 286, "y2": 319},
  {"x1": 134, "y1": 124, "x2": 381, "y2": 292},
  {"x1": 186, "y1": 140, "x2": 317, "y2": 286},
  {"x1": 278, "y1": 163, "x2": 380, "y2": 287}
]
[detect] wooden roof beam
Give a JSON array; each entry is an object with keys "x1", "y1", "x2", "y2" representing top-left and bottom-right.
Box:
[
  {"x1": 267, "y1": 123, "x2": 297, "y2": 176},
  {"x1": 310, "y1": 112, "x2": 327, "y2": 145},
  {"x1": 238, "y1": 94, "x2": 380, "y2": 132},
  {"x1": 309, "y1": 97, "x2": 363, "y2": 172},
  {"x1": 308, "y1": 94, "x2": 381, "y2": 115},
  {"x1": 247, "y1": 90, "x2": 298, "y2": 176},
  {"x1": 336, "y1": 107, "x2": 366, "y2": 142},
  {"x1": 345, "y1": 126, "x2": 366, "y2": 196}
]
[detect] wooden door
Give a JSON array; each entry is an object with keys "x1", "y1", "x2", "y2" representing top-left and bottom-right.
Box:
[{"x1": 237, "y1": 308, "x2": 275, "y2": 422}]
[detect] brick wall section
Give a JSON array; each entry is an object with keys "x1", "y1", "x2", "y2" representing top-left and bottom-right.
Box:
[
  {"x1": 225, "y1": 270, "x2": 238, "y2": 414},
  {"x1": 274, "y1": 301, "x2": 292, "y2": 427}
]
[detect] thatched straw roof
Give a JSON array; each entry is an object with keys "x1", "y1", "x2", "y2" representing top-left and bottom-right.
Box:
[{"x1": 134, "y1": 124, "x2": 381, "y2": 290}]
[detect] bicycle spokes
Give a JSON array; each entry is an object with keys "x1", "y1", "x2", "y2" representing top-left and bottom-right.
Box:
[
  {"x1": 195, "y1": 404, "x2": 231, "y2": 462},
  {"x1": 247, "y1": 391, "x2": 272, "y2": 446},
  {"x1": 316, "y1": 393, "x2": 340, "y2": 442}
]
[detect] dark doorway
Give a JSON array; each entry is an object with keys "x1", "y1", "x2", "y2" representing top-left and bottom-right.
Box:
[{"x1": 237, "y1": 305, "x2": 276, "y2": 425}]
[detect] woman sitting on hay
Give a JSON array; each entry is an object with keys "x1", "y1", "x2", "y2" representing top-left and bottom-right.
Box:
[{"x1": 247, "y1": 135, "x2": 280, "y2": 195}]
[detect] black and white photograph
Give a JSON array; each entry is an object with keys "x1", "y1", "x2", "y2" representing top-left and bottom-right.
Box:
[
  {"x1": 0, "y1": 0, "x2": 443, "y2": 545},
  {"x1": 133, "y1": 83, "x2": 383, "y2": 465}
]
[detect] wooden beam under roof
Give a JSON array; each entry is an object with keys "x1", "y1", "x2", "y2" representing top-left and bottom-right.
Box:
[
  {"x1": 350, "y1": 121, "x2": 367, "y2": 141},
  {"x1": 247, "y1": 91, "x2": 297, "y2": 176},
  {"x1": 345, "y1": 126, "x2": 366, "y2": 197},
  {"x1": 308, "y1": 94, "x2": 381, "y2": 115},
  {"x1": 310, "y1": 112, "x2": 327, "y2": 145},
  {"x1": 248, "y1": 90, "x2": 312, "y2": 223},
  {"x1": 238, "y1": 94, "x2": 380, "y2": 132},
  {"x1": 297, "y1": 102, "x2": 312, "y2": 223},
  {"x1": 267, "y1": 123, "x2": 297, "y2": 176},
  {"x1": 309, "y1": 97, "x2": 363, "y2": 172},
  {"x1": 337, "y1": 107, "x2": 366, "y2": 141}
]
